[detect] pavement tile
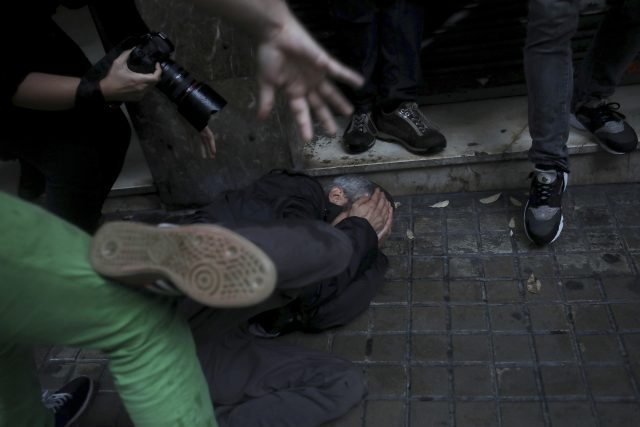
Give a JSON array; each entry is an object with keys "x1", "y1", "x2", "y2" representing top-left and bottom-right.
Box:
[
  {"x1": 574, "y1": 206, "x2": 615, "y2": 228},
  {"x1": 373, "y1": 281, "x2": 409, "y2": 304},
  {"x1": 454, "y1": 401, "x2": 498, "y2": 427},
  {"x1": 449, "y1": 280, "x2": 484, "y2": 302},
  {"x1": 493, "y1": 334, "x2": 532, "y2": 362},
  {"x1": 489, "y1": 305, "x2": 528, "y2": 331},
  {"x1": 47, "y1": 347, "x2": 80, "y2": 361},
  {"x1": 485, "y1": 280, "x2": 521, "y2": 303},
  {"x1": 449, "y1": 257, "x2": 483, "y2": 278},
  {"x1": 586, "y1": 230, "x2": 625, "y2": 252},
  {"x1": 450, "y1": 306, "x2": 488, "y2": 331},
  {"x1": 500, "y1": 402, "x2": 545, "y2": 427},
  {"x1": 572, "y1": 304, "x2": 612, "y2": 332},
  {"x1": 323, "y1": 403, "x2": 363, "y2": 427},
  {"x1": 577, "y1": 335, "x2": 624, "y2": 363},
  {"x1": 451, "y1": 334, "x2": 491, "y2": 362},
  {"x1": 534, "y1": 333, "x2": 575, "y2": 361},
  {"x1": 523, "y1": 278, "x2": 562, "y2": 302},
  {"x1": 372, "y1": 307, "x2": 408, "y2": 332},
  {"x1": 528, "y1": 305, "x2": 569, "y2": 332},
  {"x1": 601, "y1": 276, "x2": 640, "y2": 300},
  {"x1": 369, "y1": 335, "x2": 407, "y2": 362},
  {"x1": 381, "y1": 237, "x2": 411, "y2": 256},
  {"x1": 413, "y1": 233, "x2": 444, "y2": 256},
  {"x1": 552, "y1": 228, "x2": 590, "y2": 252},
  {"x1": 596, "y1": 402, "x2": 640, "y2": 427},
  {"x1": 478, "y1": 212, "x2": 511, "y2": 232},
  {"x1": 412, "y1": 280, "x2": 445, "y2": 303},
  {"x1": 621, "y1": 333, "x2": 640, "y2": 360},
  {"x1": 562, "y1": 278, "x2": 602, "y2": 301},
  {"x1": 519, "y1": 255, "x2": 558, "y2": 278},
  {"x1": 39, "y1": 361, "x2": 74, "y2": 391},
  {"x1": 335, "y1": 310, "x2": 369, "y2": 333},
  {"x1": 387, "y1": 255, "x2": 411, "y2": 279},
  {"x1": 365, "y1": 366, "x2": 407, "y2": 397},
  {"x1": 447, "y1": 233, "x2": 479, "y2": 254},
  {"x1": 410, "y1": 366, "x2": 449, "y2": 396},
  {"x1": 412, "y1": 257, "x2": 444, "y2": 279},
  {"x1": 411, "y1": 335, "x2": 449, "y2": 362},
  {"x1": 614, "y1": 205, "x2": 640, "y2": 227},
  {"x1": 540, "y1": 365, "x2": 587, "y2": 396},
  {"x1": 479, "y1": 231, "x2": 513, "y2": 254},
  {"x1": 446, "y1": 216, "x2": 476, "y2": 233},
  {"x1": 412, "y1": 306, "x2": 446, "y2": 331},
  {"x1": 611, "y1": 303, "x2": 640, "y2": 330},
  {"x1": 409, "y1": 401, "x2": 450, "y2": 427},
  {"x1": 454, "y1": 366, "x2": 493, "y2": 396},
  {"x1": 413, "y1": 215, "x2": 442, "y2": 234},
  {"x1": 547, "y1": 402, "x2": 597, "y2": 427},
  {"x1": 365, "y1": 400, "x2": 405, "y2": 427},
  {"x1": 483, "y1": 256, "x2": 516, "y2": 279},
  {"x1": 585, "y1": 366, "x2": 635, "y2": 397},
  {"x1": 497, "y1": 366, "x2": 538, "y2": 396},
  {"x1": 333, "y1": 335, "x2": 368, "y2": 362},
  {"x1": 621, "y1": 228, "x2": 640, "y2": 251}
]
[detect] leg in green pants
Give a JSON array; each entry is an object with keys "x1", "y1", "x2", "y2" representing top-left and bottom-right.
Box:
[{"x1": 0, "y1": 192, "x2": 217, "y2": 427}]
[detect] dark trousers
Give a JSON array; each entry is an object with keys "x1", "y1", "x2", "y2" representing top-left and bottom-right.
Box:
[
  {"x1": 1, "y1": 19, "x2": 131, "y2": 233},
  {"x1": 525, "y1": 0, "x2": 640, "y2": 171},
  {"x1": 193, "y1": 328, "x2": 365, "y2": 427},
  {"x1": 332, "y1": 0, "x2": 425, "y2": 112}
]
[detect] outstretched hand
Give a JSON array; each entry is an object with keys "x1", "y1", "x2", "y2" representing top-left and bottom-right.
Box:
[{"x1": 256, "y1": 18, "x2": 364, "y2": 141}]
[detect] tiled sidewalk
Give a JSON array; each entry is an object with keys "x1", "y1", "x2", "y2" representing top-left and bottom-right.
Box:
[{"x1": 37, "y1": 183, "x2": 640, "y2": 426}]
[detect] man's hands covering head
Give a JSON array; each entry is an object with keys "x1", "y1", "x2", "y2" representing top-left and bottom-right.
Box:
[{"x1": 347, "y1": 188, "x2": 394, "y2": 245}]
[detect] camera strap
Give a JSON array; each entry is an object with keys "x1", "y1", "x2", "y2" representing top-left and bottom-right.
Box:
[{"x1": 75, "y1": 37, "x2": 139, "y2": 111}]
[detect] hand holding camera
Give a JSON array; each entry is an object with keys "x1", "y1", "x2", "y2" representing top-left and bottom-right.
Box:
[{"x1": 100, "y1": 49, "x2": 162, "y2": 103}]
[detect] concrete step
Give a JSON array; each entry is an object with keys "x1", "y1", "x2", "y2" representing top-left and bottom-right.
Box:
[{"x1": 303, "y1": 85, "x2": 640, "y2": 196}]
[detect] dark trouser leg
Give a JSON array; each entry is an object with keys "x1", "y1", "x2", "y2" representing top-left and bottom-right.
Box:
[
  {"x1": 195, "y1": 329, "x2": 365, "y2": 427},
  {"x1": 305, "y1": 253, "x2": 388, "y2": 330},
  {"x1": 573, "y1": 0, "x2": 640, "y2": 107},
  {"x1": 331, "y1": 0, "x2": 379, "y2": 112},
  {"x1": 378, "y1": 0, "x2": 425, "y2": 110},
  {"x1": 6, "y1": 108, "x2": 131, "y2": 233},
  {"x1": 524, "y1": 0, "x2": 580, "y2": 172},
  {"x1": 183, "y1": 219, "x2": 355, "y2": 339}
]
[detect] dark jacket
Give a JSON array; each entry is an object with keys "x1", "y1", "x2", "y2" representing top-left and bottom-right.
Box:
[{"x1": 194, "y1": 169, "x2": 389, "y2": 329}]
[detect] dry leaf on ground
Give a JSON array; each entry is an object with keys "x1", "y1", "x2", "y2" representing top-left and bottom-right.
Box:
[
  {"x1": 406, "y1": 229, "x2": 415, "y2": 240},
  {"x1": 509, "y1": 197, "x2": 522, "y2": 207},
  {"x1": 394, "y1": 202, "x2": 402, "y2": 209},
  {"x1": 479, "y1": 193, "x2": 502, "y2": 204},
  {"x1": 526, "y1": 273, "x2": 542, "y2": 294},
  {"x1": 508, "y1": 217, "x2": 516, "y2": 228},
  {"x1": 430, "y1": 200, "x2": 449, "y2": 208}
]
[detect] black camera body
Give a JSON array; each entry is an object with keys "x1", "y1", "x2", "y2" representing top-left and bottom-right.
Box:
[{"x1": 127, "y1": 32, "x2": 226, "y2": 131}]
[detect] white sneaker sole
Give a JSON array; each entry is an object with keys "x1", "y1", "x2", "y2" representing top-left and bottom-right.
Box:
[{"x1": 90, "y1": 221, "x2": 277, "y2": 308}]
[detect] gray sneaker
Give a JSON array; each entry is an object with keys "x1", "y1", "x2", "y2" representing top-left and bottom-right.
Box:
[
  {"x1": 570, "y1": 100, "x2": 638, "y2": 154},
  {"x1": 524, "y1": 168, "x2": 568, "y2": 245}
]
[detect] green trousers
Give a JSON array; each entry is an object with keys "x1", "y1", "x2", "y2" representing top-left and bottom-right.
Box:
[{"x1": 0, "y1": 192, "x2": 217, "y2": 427}]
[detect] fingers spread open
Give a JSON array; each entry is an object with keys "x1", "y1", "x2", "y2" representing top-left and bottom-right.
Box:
[
  {"x1": 258, "y1": 81, "x2": 276, "y2": 120},
  {"x1": 307, "y1": 91, "x2": 337, "y2": 136},
  {"x1": 318, "y1": 81, "x2": 354, "y2": 117},
  {"x1": 289, "y1": 97, "x2": 313, "y2": 142},
  {"x1": 325, "y1": 56, "x2": 364, "y2": 88}
]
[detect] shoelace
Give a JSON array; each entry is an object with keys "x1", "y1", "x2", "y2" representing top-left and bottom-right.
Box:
[
  {"x1": 528, "y1": 172, "x2": 555, "y2": 205},
  {"x1": 349, "y1": 113, "x2": 370, "y2": 133},
  {"x1": 42, "y1": 391, "x2": 73, "y2": 413},
  {"x1": 397, "y1": 103, "x2": 436, "y2": 134},
  {"x1": 592, "y1": 101, "x2": 626, "y2": 124}
]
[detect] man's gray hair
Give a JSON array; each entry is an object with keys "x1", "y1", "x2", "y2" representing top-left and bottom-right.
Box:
[{"x1": 323, "y1": 175, "x2": 378, "y2": 207}]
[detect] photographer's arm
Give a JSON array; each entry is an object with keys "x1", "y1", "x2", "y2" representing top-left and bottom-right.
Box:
[
  {"x1": 11, "y1": 50, "x2": 161, "y2": 110},
  {"x1": 192, "y1": 0, "x2": 363, "y2": 141}
]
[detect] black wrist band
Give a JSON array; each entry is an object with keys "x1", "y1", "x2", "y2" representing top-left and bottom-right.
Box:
[{"x1": 76, "y1": 76, "x2": 107, "y2": 111}]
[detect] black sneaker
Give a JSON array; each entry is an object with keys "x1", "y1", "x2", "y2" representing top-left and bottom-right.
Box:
[
  {"x1": 42, "y1": 376, "x2": 95, "y2": 427},
  {"x1": 248, "y1": 303, "x2": 300, "y2": 338},
  {"x1": 373, "y1": 102, "x2": 446, "y2": 155},
  {"x1": 570, "y1": 100, "x2": 638, "y2": 154},
  {"x1": 524, "y1": 168, "x2": 568, "y2": 245},
  {"x1": 343, "y1": 112, "x2": 377, "y2": 154}
]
